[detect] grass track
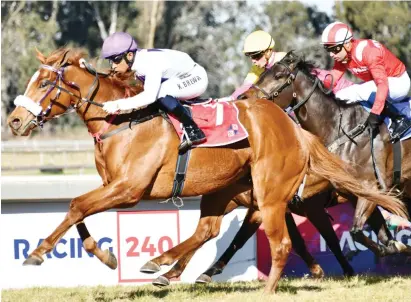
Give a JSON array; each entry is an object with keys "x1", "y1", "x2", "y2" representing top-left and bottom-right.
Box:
[{"x1": 2, "y1": 275, "x2": 411, "y2": 302}]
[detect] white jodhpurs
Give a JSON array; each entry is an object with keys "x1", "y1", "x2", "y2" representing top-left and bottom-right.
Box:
[
  {"x1": 157, "y1": 64, "x2": 208, "y2": 100},
  {"x1": 335, "y1": 71, "x2": 411, "y2": 104}
]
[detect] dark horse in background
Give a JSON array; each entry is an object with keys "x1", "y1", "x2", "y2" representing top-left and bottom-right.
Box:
[{"x1": 189, "y1": 51, "x2": 411, "y2": 284}]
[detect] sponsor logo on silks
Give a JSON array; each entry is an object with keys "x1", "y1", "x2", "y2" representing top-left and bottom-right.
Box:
[
  {"x1": 14, "y1": 237, "x2": 113, "y2": 260},
  {"x1": 351, "y1": 66, "x2": 368, "y2": 74},
  {"x1": 320, "y1": 229, "x2": 411, "y2": 252},
  {"x1": 227, "y1": 124, "x2": 239, "y2": 137}
]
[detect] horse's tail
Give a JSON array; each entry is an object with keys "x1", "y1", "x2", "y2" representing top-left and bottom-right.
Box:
[{"x1": 301, "y1": 130, "x2": 408, "y2": 219}]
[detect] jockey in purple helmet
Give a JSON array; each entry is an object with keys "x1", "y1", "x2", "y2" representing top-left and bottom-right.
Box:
[{"x1": 101, "y1": 32, "x2": 207, "y2": 152}]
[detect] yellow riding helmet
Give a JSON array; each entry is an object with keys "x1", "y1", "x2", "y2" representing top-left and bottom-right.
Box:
[{"x1": 243, "y1": 30, "x2": 275, "y2": 53}]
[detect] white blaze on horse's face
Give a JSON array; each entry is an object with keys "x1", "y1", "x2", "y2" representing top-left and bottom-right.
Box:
[
  {"x1": 13, "y1": 70, "x2": 44, "y2": 116},
  {"x1": 24, "y1": 71, "x2": 40, "y2": 96}
]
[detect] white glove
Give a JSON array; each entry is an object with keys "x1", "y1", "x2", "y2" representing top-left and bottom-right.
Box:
[
  {"x1": 216, "y1": 96, "x2": 233, "y2": 102},
  {"x1": 103, "y1": 101, "x2": 120, "y2": 114}
]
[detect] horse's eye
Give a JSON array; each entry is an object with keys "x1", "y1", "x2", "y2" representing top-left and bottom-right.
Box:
[
  {"x1": 275, "y1": 72, "x2": 288, "y2": 79},
  {"x1": 39, "y1": 81, "x2": 48, "y2": 89}
]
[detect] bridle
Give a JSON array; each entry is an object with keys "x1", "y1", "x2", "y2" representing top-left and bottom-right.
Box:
[
  {"x1": 20, "y1": 61, "x2": 107, "y2": 129},
  {"x1": 252, "y1": 59, "x2": 322, "y2": 115}
]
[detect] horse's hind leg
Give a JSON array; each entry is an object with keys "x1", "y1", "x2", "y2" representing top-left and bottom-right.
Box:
[
  {"x1": 196, "y1": 207, "x2": 262, "y2": 283},
  {"x1": 23, "y1": 181, "x2": 141, "y2": 266},
  {"x1": 151, "y1": 197, "x2": 239, "y2": 287},
  {"x1": 141, "y1": 187, "x2": 238, "y2": 278}
]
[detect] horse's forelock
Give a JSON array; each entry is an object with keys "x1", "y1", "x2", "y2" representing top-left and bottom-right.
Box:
[
  {"x1": 43, "y1": 48, "x2": 86, "y2": 68},
  {"x1": 283, "y1": 51, "x2": 318, "y2": 80}
]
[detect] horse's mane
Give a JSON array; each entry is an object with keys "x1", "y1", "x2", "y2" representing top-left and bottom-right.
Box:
[
  {"x1": 36, "y1": 47, "x2": 143, "y2": 96},
  {"x1": 279, "y1": 50, "x2": 356, "y2": 108},
  {"x1": 281, "y1": 50, "x2": 319, "y2": 81}
]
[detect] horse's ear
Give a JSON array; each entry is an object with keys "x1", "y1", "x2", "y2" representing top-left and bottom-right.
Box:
[
  {"x1": 286, "y1": 50, "x2": 294, "y2": 58},
  {"x1": 35, "y1": 48, "x2": 46, "y2": 64},
  {"x1": 59, "y1": 49, "x2": 72, "y2": 67}
]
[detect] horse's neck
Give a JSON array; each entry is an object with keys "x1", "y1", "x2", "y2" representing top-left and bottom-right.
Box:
[
  {"x1": 295, "y1": 76, "x2": 366, "y2": 146},
  {"x1": 76, "y1": 84, "x2": 125, "y2": 134}
]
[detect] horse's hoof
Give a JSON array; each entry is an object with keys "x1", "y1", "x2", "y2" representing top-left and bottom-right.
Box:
[
  {"x1": 152, "y1": 275, "x2": 170, "y2": 287},
  {"x1": 196, "y1": 273, "x2": 212, "y2": 284},
  {"x1": 23, "y1": 255, "x2": 44, "y2": 266},
  {"x1": 393, "y1": 241, "x2": 407, "y2": 252},
  {"x1": 140, "y1": 260, "x2": 161, "y2": 274},
  {"x1": 104, "y1": 249, "x2": 117, "y2": 270},
  {"x1": 310, "y1": 264, "x2": 324, "y2": 279}
]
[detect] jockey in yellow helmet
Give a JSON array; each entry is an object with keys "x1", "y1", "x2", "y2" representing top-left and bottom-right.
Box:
[
  {"x1": 225, "y1": 30, "x2": 287, "y2": 101},
  {"x1": 219, "y1": 30, "x2": 353, "y2": 102}
]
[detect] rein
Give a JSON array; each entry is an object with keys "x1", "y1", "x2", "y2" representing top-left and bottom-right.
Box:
[{"x1": 43, "y1": 61, "x2": 161, "y2": 143}]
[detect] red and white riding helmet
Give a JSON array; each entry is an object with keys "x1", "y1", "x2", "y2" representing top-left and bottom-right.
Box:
[{"x1": 321, "y1": 22, "x2": 353, "y2": 45}]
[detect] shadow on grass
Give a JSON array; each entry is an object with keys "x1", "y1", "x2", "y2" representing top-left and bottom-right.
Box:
[
  {"x1": 98, "y1": 280, "x2": 326, "y2": 300},
  {"x1": 92, "y1": 275, "x2": 411, "y2": 301},
  {"x1": 91, "y1": 282, "x2": 265, "y2": 301},
  {"x1": 277, "y1": 284, "x2": 322, "y2": 294}
]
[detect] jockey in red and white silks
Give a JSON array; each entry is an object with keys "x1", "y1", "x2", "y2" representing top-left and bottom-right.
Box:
[{"x1": 321, "y1": 21, "x2": 411, "y2": 140}]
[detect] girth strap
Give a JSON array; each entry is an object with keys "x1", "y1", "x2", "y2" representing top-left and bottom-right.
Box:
[{"x1": 160, "y1": 107, "x2": 193, "y2": 208}]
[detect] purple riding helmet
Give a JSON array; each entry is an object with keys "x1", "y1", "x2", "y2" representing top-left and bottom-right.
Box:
[{"x1": 101, "y1": 32, "x2": 138, "y2": 59}]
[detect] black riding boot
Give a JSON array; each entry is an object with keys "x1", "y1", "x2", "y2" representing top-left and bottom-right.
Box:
[
  {"x1": 159, "y1": 95, "x2": 206, "y2": 152},
  {"x1": 382, "y1": 103, "x2": 411, "y2": 142}
]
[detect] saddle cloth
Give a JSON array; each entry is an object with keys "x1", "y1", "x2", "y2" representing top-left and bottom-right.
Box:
[
  {"x1": 360, "y1": 97, "x2": 411, "y2": 141},
  {"x1": 168, "y1": 99, "x2": 249, "y2": 147}
]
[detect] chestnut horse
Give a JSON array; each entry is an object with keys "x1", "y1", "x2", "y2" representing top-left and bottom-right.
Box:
[{"x1": 7, "y1": 48, "x2": 407, "y2": 293}]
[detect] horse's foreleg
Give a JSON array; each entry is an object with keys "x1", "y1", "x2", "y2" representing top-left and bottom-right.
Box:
[
  {"x1": 367, "y1": 206, "x2": 411, "y2": 256},
  {"x1": 75, "y1": 221, "x2": 117, "y2": 269},
  {"x1": 23, "y1": 181, "x2": 143, "y2": 266},
  {"x1": 196, "y1": 207, "x2": 262, "y2": 283},
  {"x1": 285, "y1": 210, "x2": 324, "y2": 279},
  {"x1": 302, "y1": 195, "x2": 354, "y2": 277},
  {"x1": 349, "y1": 197, "x2": 384, "y2": 257}
]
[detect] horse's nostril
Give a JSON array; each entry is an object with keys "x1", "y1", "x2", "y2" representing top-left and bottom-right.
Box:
[{"x1": 10, "y1": 117, "x2": 22, "y2": 130}]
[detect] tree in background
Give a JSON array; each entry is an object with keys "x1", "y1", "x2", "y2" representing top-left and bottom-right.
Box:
[
  {"x1": 2, "y1": 1, "x2": 410, "y2": 138},
  {"x1": 2, "y1": 1, "x2": 60, "y2": 137},
  {"x1": 156, "y1": 1, "x2": 253, "y2": 97},
  {"x1": 263, "y1": 0, "x2": 332, "y2": 67}
]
